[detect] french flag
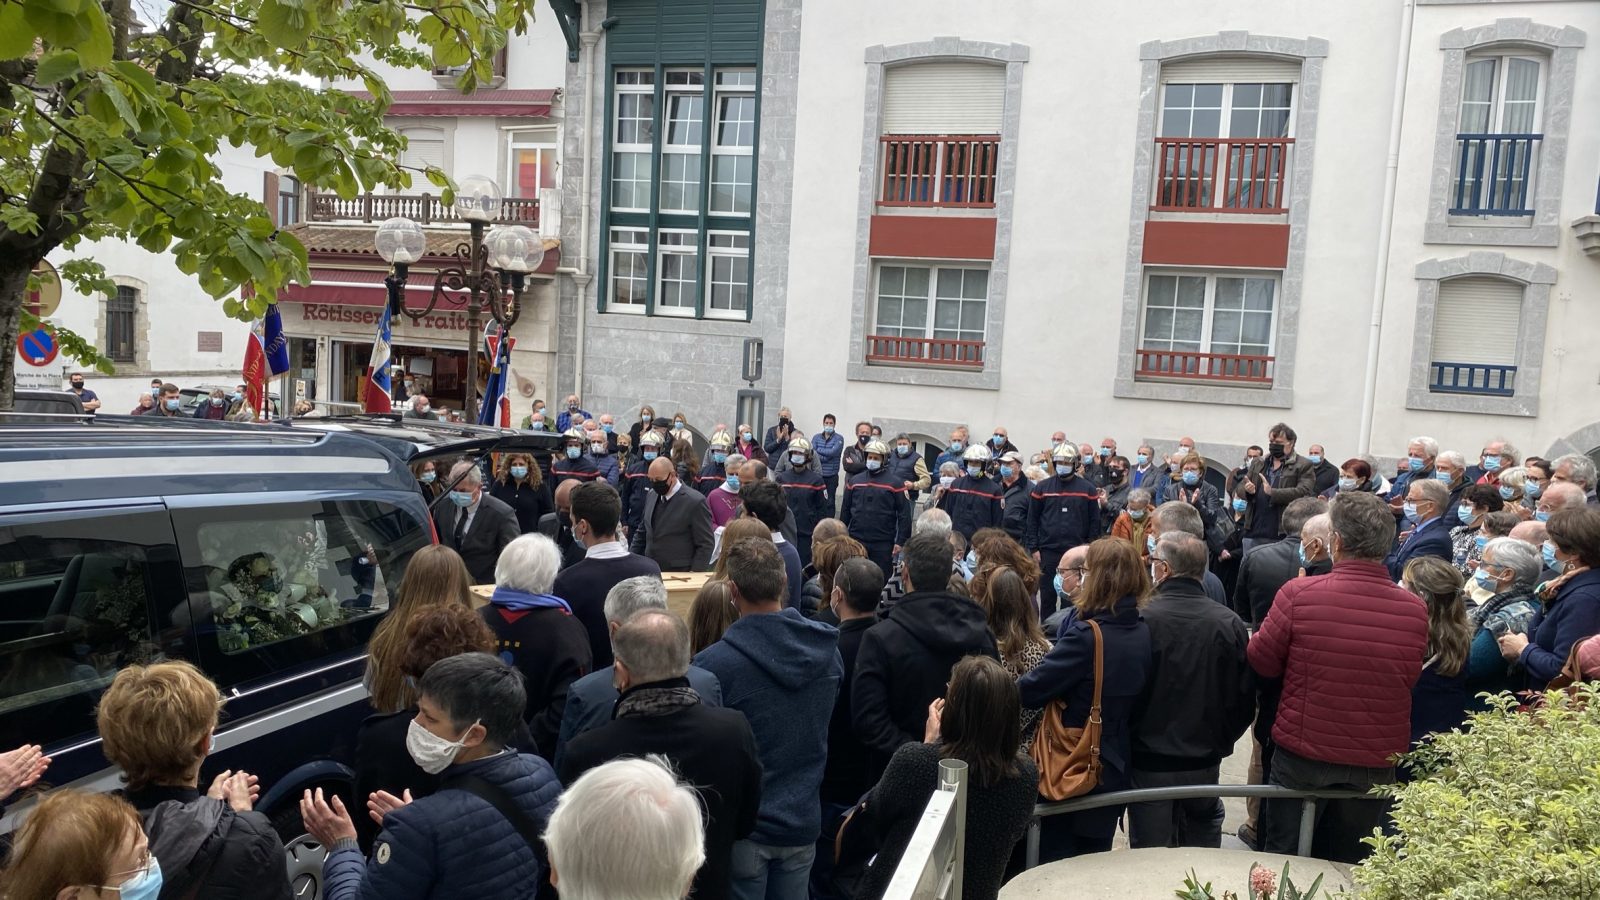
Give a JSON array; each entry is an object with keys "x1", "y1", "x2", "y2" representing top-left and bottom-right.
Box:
[
  {"x1": 478, "y1": 322, "x2": 515, "y2": 428},
  {"x1": 363, "y1": 303, "x2": 394, "y2": 413}
]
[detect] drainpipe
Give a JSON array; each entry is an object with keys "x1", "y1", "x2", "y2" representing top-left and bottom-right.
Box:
[
  {"x1": 555, "y1": 5, "x2": 600, "y2": 400},
  {"x1": 1357, "y1": 0, "x2": 1417, "y2": 456}
]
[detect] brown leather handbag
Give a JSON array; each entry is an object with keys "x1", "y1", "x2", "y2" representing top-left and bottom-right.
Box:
[{"x1": 1029, "y1": 618, "x2": 1105, "y2": 801}]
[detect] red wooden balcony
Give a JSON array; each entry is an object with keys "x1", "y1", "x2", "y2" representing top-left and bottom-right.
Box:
[
  {"x1": 1152, "y1": 138, "x2": 1293, "y2": 213},
  {"x1": 1135, "y1": 349, "x2": 1274, "y2": 384},
  {"x1": 879, "y1": 135, "x2": 1000, "y2": 208},
  {"x1": 306, "y1": 190, "x2": 539, "y2": 227},
  {"x1": 866, "y1": 335, "x2": 986, "y2": 368}
]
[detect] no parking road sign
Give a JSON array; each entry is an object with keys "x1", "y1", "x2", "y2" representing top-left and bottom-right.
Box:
[{"x1": 17, "y1": 328, "x2": 59, "y2": 366}]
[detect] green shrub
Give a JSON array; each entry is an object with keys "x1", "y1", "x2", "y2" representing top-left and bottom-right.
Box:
[{"x1": 1352, "y1": 687, "x2": 1600, "y2": 899}]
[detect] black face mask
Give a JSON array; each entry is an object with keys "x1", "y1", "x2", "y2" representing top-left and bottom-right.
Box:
[
  {"x1": 1108, "y1": 469, "x2": 1126, "y2": 482},
  {"x1": 857, "y1": 435, "x2": 870, "y2": 445},
  {"x1": 70, "y1": 382, "x2": 84, "y2": 390},
  {"x1": 557, "y1": 511, "x2": 571, "y2": 529},
  {"x1": 1268, "y1": 442, "x2": 1286, "y2": 459},
  {"x1": 651, "y1": 479, "x2": 672, "y2": 495}
]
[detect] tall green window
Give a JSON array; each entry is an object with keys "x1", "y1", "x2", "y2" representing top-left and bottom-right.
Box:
[{"x1": 601, "y1": 63, "x2": 758, "y2": 320}]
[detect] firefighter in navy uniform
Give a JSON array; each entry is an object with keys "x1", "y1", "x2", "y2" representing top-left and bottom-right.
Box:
[
  {"x1": 698, "y1": 430, "x2": 734, "y2": 494},
  {"x1": 841, "y1": 439, "x2": 912, "y2": 579},
  {"x1": 1026, "y1": 443, "x2": 1103, "y2": 620},
  {"x1": 939, "y1": 444, "x2": 1003, "y2": 542},
  {"x1": 551, "y1": 427, "x2": 602, "y2": 491},
  {"x1": 776, "y1": 437, "x2": 830, "y2": 567},
  {"x1": 619, "y1": 431, "x2": 662, "y2": 540}
]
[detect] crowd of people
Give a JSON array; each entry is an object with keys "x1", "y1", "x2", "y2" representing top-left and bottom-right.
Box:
[{"x1": 5, "y1": 398, "x2": 1600, "y2": 900}]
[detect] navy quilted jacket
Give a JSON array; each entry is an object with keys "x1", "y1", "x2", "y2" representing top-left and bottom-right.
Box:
[{"x1": 323, "y1": 750, "x2": 562, "y2": 900}]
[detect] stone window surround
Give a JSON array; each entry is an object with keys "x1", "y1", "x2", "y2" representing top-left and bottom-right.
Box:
[
  {"x1": 98, "y1": 275, "x2": 151, "y2": 374},
  {"x1": 845, "y1": 38, "x2": 1029, "y2": 392},
  {"x1": 1112, "y1": 31, "x2": 1328, "y2": 410},
  {"x1": 1406, "y1": 251, "x2": 1555, "y2": 417},
  {"x1": 1423, "y1": 19, "x2": 1586, "y2": 247}
]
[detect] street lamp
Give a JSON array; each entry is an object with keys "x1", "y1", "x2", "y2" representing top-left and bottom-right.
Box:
[{"x1": 374, "y1": 176, "x2": 543, "y2": 419}]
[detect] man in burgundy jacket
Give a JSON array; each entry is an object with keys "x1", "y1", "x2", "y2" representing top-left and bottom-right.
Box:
[{"x1": 1247, "y1": 491, "x2": 1428, "y2": 862}]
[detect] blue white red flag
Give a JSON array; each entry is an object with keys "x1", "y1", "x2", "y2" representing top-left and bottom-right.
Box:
[
  {"x1": 363, "y1": 304, "x2": 394, "y2": 413},
  {"x1": 263, "y1": 303, "x2": 290, "y2": 376},
  {"x1": 477, "y1": 321, "x2": 515, "y2": 428}
]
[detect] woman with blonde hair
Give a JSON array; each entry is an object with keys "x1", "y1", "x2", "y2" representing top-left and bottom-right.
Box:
[
  {"x1": 968, "y1": 528, "x2": 1039, "y2": 604},
  {"x1": 688, "y1": 579, "x2": 738, "y2": 654},
  {"x1": 365, "y1": 544, "x2": 475, "y2": 713},
  {"x1": 976, "y1": 566, "x2": 1051, "y2": 748},
  {"x1": 1402, "y1": 557, "x2": 1472, "y2": 749},
  {"x1": 0, "y1": 790, "x2": 156, "y2": 900},
  {"x1": 1018, "y1": 537, "x2": 1153, "y2": 860},
  {"x1": 490, "y1": 451, "x2": 553, "y2": 533}
]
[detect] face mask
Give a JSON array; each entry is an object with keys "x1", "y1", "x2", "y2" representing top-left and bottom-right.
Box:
[
  {"x1": 858, "y1": 435, "x2": 870, "y2": 446},
  {"x1": 591, "y1": 443, "x2": 606, "y2": 455},
  {"x1": 1483, "y1": 455, "x2": 1502, "y2": 472},
  {"x1": 1297, "y1": 543, "x2": 1310, "y2": 568},
  {"x1": 896, "y1": 445, "x2": 911, "y2": 457},
  {"x1": 713, "y1": 452, "x2": 728, "y2": 464},
  {"x1": 420, "y1": 471, "x2": 437, "y2": 484},
  {"x1": 790, "y1": 453, "x2": 806, "y2": 466},
  {"x1": 558, "y1": 510, "x2": 571, "y2": 529},
  {"x1": 1403, "y1": 502, "x2": 1419, "y2": 521},
  {"x1": 1535, "y1": 509, "x2": 1551, "y2": 523},
  {"x1": 1526, "y1": 482, "x2": 1542, "y2": 499},
  {"x1": 824, "y1": 425, "x2": 835, "y2": 435},
  {"x1": 405, "y1": 717, "x2": 476, "y2": 775},
  {"x1": 1136, "y1": 453, "x2": 1149, "y2": 466},
  {"x1": 71, "y1": 381, "x2": 84, "y2": 390},
  {"x1": 1268, "y1": 442, "x2": 1285, "y2": 459},
  {"x1": 1233, "y1": 498, "x2": 1248, "y2": 512},
  {"x1": 568, "y1": 402, "x2": 580, "y2": 411},
  {"x1": 651, "y1": 479, "x2": 671, "y2": 495},
  {"x1": 1474, "y1": 534, "x2": 1489, "y2": 551},
  {"x1": 1338, "y1": 477, "x2": 1357, "y2": 492},
  {"x1": 1499, "y1": 484, "x2": 1517, "y2": 501},
  {"x1": 104, "y1": 855, "x2": 163, "y2": 900},
  {"x1": 740, "y1": 432, "x2": 752, "y2": 442},
  {"x1": 1181, "y1": 471, "x2": 1200, "y2": 486},
  {"x1": 211, "y1": 397, "x2": 224, "y2": 407},
  {"x1": 725, "y1": 475, "x2": 741, "y2": 491},
  {"x1": 866, "y1": 459, "x2": 883, "y2": 473},
  {"x1": 1130, "y1": 508, "x2": 1147, "y2": 521},
  {"x1": 566, "y1": 446, "x2": 582, "y2": 459},
  {"x1": 674, "y1": 422, "x2": 685, "y2": 431},
  {"x1": 1308, "y1": 454, "x2": 1323, "y2": 465},
  {"x1": 1055, "y1": 463, "x2": 1073, "y2": 477},
  {"x1": 642, "y1": 413, "x2": 653, "y2": 423},
  {"x1": 1053, "y1": 573, "x2": 1065, "y2": 599},
  {"x1": 510, "y1": 465, "x2": 529, "y2": 479},
  {"x1": 449, "y1": 491, "x2": 473, "y2": 507},
  {"x1": 1542, "y1": 541, "x2": 1559, "y2": 571},
  {"x1": 1408, "y1": 457, "x2": 1425, "y2": 472},
  {"x1": 602, "y1": 423, "x2": 614, "y2": 434},
  {"x1": 1108, "y1": 470, "x2": 1125, "y2": 482},
  {"x1": 997, "y1": 464, "x2": 1014, "y2": 479},
  {"x1": 1145, "y1": 534, "x2": 1156, "y2": 554},
  {"x1": 950, "y1": 440, "x2": 963, "y2": 452},
  {"x1": 966, "y1": 464, "x2": 984, "y2": 478},
  {"x1": 231, "y1": 391, "x2": 244, "y2": 402},
  {"x1": 643, "y1": 450, "x2": 658, "y2": 461},
  {"x1": 151, "y1": 386, "x2": 161, "y2": 395},
  {"x1": 531, "y1": 422, "x2": 545, "y2": 431},
  {"x1": 1457, "y1": 504, "x2": 1475, "y2": 524},
  {"x1": 1473, "y1": 566, "x2": 1499, "y2": 591},
  {"x1": 1099, "y1": 447, "x2": 1112, "y2": 458},
  {"x1": 421, "y1": 404, "x2": 433, "y2": 414},
  {"x1": 992, "y1": 435, "x2": 1005, "y2": 447},
  {"x1": 164, "y1": 398, "x2": 180, "y2": 411},
  {"x1": 1434, "y1": 471, "x2": 1453, "y2": 483},
  {"x1": 939, "y1": 475, "x2": 955, "y2": 488}
]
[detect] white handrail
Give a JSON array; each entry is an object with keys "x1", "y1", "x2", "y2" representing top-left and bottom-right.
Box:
[{"x1": 883, "y1": 758, "x2": 967, "y2": 900}]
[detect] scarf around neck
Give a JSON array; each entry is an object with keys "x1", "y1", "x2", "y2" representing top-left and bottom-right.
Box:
[
  {"x1": 489, "y1": 587, "x2": 572, "y2": 613},
  {"x1": 615, "y1": 679, "x2": 700, "y2": 719}
]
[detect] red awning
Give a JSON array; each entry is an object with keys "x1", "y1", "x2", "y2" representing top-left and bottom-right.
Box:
[
  {"x1": 279, "y1": 245, "x2": 562, "y2": 307},
  {"x1": 344, "y1": 88, "x2": 558, "y2": 118}
]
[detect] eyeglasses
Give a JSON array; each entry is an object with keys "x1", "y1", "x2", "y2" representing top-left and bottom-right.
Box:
[{"x1": 1057, "y1": 566, "x2": 1087, "y2": 578}]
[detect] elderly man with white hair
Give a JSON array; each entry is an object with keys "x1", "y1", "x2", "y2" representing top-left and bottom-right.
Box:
[
  {"x1": 1550, "y1": 453, "x2": 1599, "y2": 506},
  {"x1": 545, "y1": 757, "x2": 706, "y2": 900},
  {"x1": 1387, "y1": 435, "x2": 1441, "y2": 511},
  {"x1": 479, "y1": 533, "x2": 592, "y2": 762},
  {"x1": 433, "y1": 460, "x2": 520, "y2": 584},
  {"x1": 1433, "y1": 449, "x2": 1472, "y2": 527}
]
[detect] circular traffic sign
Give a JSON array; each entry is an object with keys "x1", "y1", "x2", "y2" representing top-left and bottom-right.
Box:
[
  {"x1": 28, "y1": 260, "x2": 62, "y2": 318},
  {"x1": 18, "y1": 328, "x2": 59, "y2": 366}
]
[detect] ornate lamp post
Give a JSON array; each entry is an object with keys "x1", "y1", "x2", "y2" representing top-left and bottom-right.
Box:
[{"x1": 374, "y1": 176, "x2": 544, "y2": 419}]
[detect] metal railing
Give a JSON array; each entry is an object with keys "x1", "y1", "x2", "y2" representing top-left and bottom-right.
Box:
[
  {"x1": 1449, "y1": 133, "x2": 1541, "y2": 216},
  {"x1": 866, "y1": 335, "x2": 986, "y2": 369},
  {"x1": 879, "y1": 135, "x2": 1001, "y2": 208},
  {"x1": 1429, "y1": 361, "x2": 1516, "y2": 396},
  {"x1": 1134, "y1": 348, "x2": 1275, "y2": 384},
  {"x1": 885, "y1": 759, "x2": 968, "y2": 900},
  {"x1": 306, "y1": 190, "x2": 540, "y2": 226},
  {"x1": 1153, "y1": 138, "x2": 1293, "y2": 213},
  {"x1": 1024, "y1": 784, "x2": 1372, "y2": 869}
]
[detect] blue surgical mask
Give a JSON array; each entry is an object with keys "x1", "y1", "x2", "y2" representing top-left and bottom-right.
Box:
[
  {"x1": 602, "y1": 423, "x2": 614, "y2": 434},
  {"x1": 1402, "y1": 501, "x2": 1419, "y2": 521},
  {"x1": 674, "y1": 422, "x2": 685, "y2": 431},
  {"x1": 106, "y1": 856, "x2": 163, "y2": 900},
  {"x1": 1099, "y1": 447, "x2": 1112, "y2": 458},
  {"x1": 790, "y1": 453, "x2": 806, "y2": 466},
  {"x1": 1055, "y1": 463, "x2": 1072, "y2": 477},
  {"x1": 510, "y1": 465, "x2": 529, "y2": 479},
  {"x1": 1434, "y1": 470, "x2": 1452, "y2": 483},
  {"x1": 1182, "y1": 471, "x2": 1200, "y2": 486},
  {"x1": 1499, "y1": 484, "x2": 1517, "y2": 501},
  {"x1": 1297, "y1": 543, "x2": 1310, "y2": 568},
  {"x1": 150, "y1": 386, "x2": 161, "y2": 395},
  {"x1": 1053, "y1": 573, "x2": 1065, "y2": 599},
  {"x1": 643, "y1": 450, "x2": 658, "y2": 461},
  {"x1": 1408, "y1": 457, "x2": 1425, "y2": 472},
  {"x1": 1136, "y1": 453, "x2": 1149, "y2": 465},
  {"x1": 1000, "y1": 465, "x2": 1015, "y2": 479},
  {"x1": 230, "y1": 391, "x2": 243, "y2": 402},
  {"x1": 164, "y1": 398, "x2": 180, "y2": 411},
  {"x1": 210, "y1": 397, "x2": 224, "y2": 407},
  {"x1": 724, "y1": 475, "x2": 741, "y2": 491},
  {"x1": 531, "y1": 422, "x2": 545, "y2": 431},
  {"x1": 896, "y1": 445, "x2": 911, "y2": 457},
  {"x1": 1130, "y1": 508, "x2": 1147, "y2": 521},
  {"x1": 1457, "y1": 504, "x2": 1475, "y2": 524},
  {"x1": 449, "y1": 490, "x2": 472, "y2": 507},
  {"x1": 1482, "y1": 455, "x2": 1502, "y2": 472},
  {"x1": 866, "y1": 459, "x2": 882, "y2": 473},
  {"x1": 567, "y1": 446, "x2": 581, "y2": 459},
  {"x1": 1473, "y1": 566, "x2": 1498, "y2": 590},
  {"x1": 1474, "y1": 534, "x2": 1489, "y2": 551},
  {"x1": 1542, "y1": 541, "x2": 1559, "y2": 571},
  {"x1": 741, "y1": 432, "x2": 752, "y2": 442},
  {"x1": 419, "y1": 471, "x2": 437, "y2": 484},
  {"x1": 824, "y1": 425, "x2": 835, "y2": 435},
  {"x1": 1233, "y1": 497, "x2": 1248, "y2": 512},
  {"x1": 992, "y1": 435, "x2": 1005, "y2": 447},
  {"x1": 713, "y1": 451, "x2": 728, "y2": 464},
  {"x1": 1308, "y1": 454, "x2": 1323, "y2": 465},
  {"x1": 950, "y1": 440, "x2": 963, "y2": 452},
  {"x1": 966, "y1": 464, "x2": 984, "y2": 478},
  {"x1": 1338, "y1": 477, "x2": 1357, "y2": 492},
  {"x1": 1535, "y1": 509, "x2": 1551, "y2": 523},
  {"x1": 1145, "y1": 534, "x2": 1156, "y2": 554}
]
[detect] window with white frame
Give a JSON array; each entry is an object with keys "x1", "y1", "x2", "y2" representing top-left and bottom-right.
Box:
[
  {"x1": 1452, "y1": 55, "x2": 1543, "y2": 216},
  {"x1": 1140, "y1": 271, "x2": 1277, "y2": 358},
  {"x1": 398, "y1": 128, "x2": 446, "y2": 179},
  {"x1": 710, "y1": 69, "x2": 756, "y2": 215},
  {"x1": 873, "y1": 264, "x2": 989, "y2": 344},
  {"x1": 660, "y1": 70, "x2": 705, "y2": 214},
  {"x1": 611, "y1": 70, "x2": 655, "y2": 212},
  {"x1": 507, "y1": 129, "x2": 558, "y2": 200},
  {"x1": 1429, "y1": 276, "x2": 1523, "y2": 393},
  {"x1": 1157, "y1": 80, "x2": 1293, "y2": 210},
  {"x1": 656, "y1": 230, "x2": 699, "y2": 316},
  {"x1": 706, "y1": 232, "x2": 750, "y2": 318},
  {"x1": 609, "y1": 228, "x2": 649, "y2": 311}
]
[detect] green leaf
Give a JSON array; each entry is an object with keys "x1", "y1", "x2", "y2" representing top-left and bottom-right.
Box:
[
  {"x1": 423, "y1": 166, "x2": 451, "y2": 189},
  {"x1": 258, "y1": 0, "x2": 314, "y2": 50},
  {"x1": 35, "y1": 50, "x2": 81, "y2": 84},
  {"x1": 74, "y1": 3, "x2": 113, "y2": 69},
  {"x1": 111, "y1": 60, "x2": 160, "y2": 98},
  {"x1": 244, "y1": 216, "x2": 275, "y2": 238},
  {"x1": 0, "y1": 4, "x2": 39, "y2": 59},
  {"x1": 95, "y1": 74, "x2": 140, "y2": 130}
]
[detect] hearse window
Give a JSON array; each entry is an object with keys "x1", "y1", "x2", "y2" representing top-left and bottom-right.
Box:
[{"x1": 0, "y1": 510, "x2": 174, "y2": 749}]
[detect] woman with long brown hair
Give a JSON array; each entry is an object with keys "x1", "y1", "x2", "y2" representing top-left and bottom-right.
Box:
[
  {"x1": 1402, "y1": 557, "x2": 1472, "y2": 749},
  {"x1": 976, "y1": 566, "x2": 1051, "y2": 748},
  {"x1": 365, "y1": 544, "x2": 475, "y2": 714},
  {"x1": 688, "y1": 579, "x2": 738, "y2": 655},
  {"x1": 711, "y1": 518, "x2": 772, "y2": 580},
  {"x1": 490, "y1": 451, "x2": 553, "y2": 534},
  {"x1": 968, "y1": 527, "x2": 1039, "y2": 602},
  {"x1": 807, "y1": 534, "x2": 866, "y2": 624},
  {"x1": 1018, "y1": 537, "x2": 1153, "y2": 860},
  {"x1": 1, "y1": 790, "x2": 155, "y2": 900},
  {"x1": 411, "y1": 459, "x2": 444, "y2": 503}
]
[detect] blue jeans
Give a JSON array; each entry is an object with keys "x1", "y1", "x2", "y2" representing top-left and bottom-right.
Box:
[{"x1": 731, "y1": 840, "x2": 815, "y2": 900}]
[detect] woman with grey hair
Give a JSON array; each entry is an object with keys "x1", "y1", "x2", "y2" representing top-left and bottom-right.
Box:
[
  {"x1": 478, "y1": 533, "x2": 593, "y2": 757},
  {"x1": 929, "y1": 461, "x2": 962, "y2": 508},
  {"x1": 1464, "y1": 536, "x2": 1542, "y2": 697},
  {"x1": 545, "y1": 757, "x2": 705, "y2": 900}
]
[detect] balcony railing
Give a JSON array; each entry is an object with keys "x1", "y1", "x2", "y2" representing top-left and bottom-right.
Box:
[
  {"x1": 879, "y1": 135, "x2": 1000, "y2": 208},
  {"x1": 306, "y1": 190, "x2": 540, "y2": 227},
  {"x1": 1134, "y1": 348, "x2": 1274, "y2": 384},
  {"x1": 1152, "y1": 137, "x2": 1293, "y2": 213},
  {"x1": 1450, "y1": 133, "x2": 1541, "y2": 216},
  {"x1": 866, "y1": 335, "x2": 986, "y2": 368},
  {"x1": 1430, "y1": 361, "x2": 1516, "y2": 396}
]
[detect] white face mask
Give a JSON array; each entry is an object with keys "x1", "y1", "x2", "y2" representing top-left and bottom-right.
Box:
[{"x1": 405, "y1": 717, "x2": 477, "y2": 774}]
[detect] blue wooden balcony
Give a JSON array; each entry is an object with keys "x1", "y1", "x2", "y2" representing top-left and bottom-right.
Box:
[
  {"x1": 1450, "y1": 134, "x2": 1540, "y2": 216},
  {"x1": 1430, "y1": 361, "x2": 1516, "y2": 396}
]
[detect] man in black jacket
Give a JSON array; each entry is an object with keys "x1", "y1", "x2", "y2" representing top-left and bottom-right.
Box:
[
  {"x1": 1129, "y1": 533, "x2": 1254, "y2": 849},
  {"x1": 433, "y1": 461, "x2": 521, "y2": 584},
  {"x1": 1233, "y1": 497, "x2": 1324, "y2": 626},
  {"x1": 553, "y1": 482, "x2": 663, "y2": 667},
  {"x1": 630, "y1": 457, "x2": 715, "y2": 571},
  {"x1": 1026, "y1": 443, "x2": 1102, "y2": 620},
  {"x1": 851, "y1": 531, "x2": 998, "y2": 780},
  {"x1": 998, "y1": 451, "x2": 1030, "y2": 542},
  {"x1": 560, "y1": 610, "x2": 761, "y2": 900}
]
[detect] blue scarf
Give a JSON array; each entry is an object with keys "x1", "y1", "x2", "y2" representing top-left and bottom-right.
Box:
[{"x1": 489, "y1": 587, "x2": 572, "y2": 613}]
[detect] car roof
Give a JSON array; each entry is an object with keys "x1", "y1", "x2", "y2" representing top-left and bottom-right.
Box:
[{"x1": 281, "y1": 414, "x2": 564, "y2": 459}]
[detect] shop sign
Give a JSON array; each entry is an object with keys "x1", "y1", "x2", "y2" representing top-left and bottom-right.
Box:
[{"x1": 294, "y1": 303, "x2": 476, "y2": 334}]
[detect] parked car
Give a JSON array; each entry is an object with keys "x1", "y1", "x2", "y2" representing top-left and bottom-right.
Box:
[
  {"x1": 3, "y1": 389, "x2": 87, "y2": 423},
  {"x1": 0, "y1": 414, "x2": 552, "y2": 898}
]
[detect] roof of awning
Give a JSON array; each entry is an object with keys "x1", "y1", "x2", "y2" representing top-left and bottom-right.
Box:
[{"x1": 345, "y1": 88, "x2": 559, "y2": 118}]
